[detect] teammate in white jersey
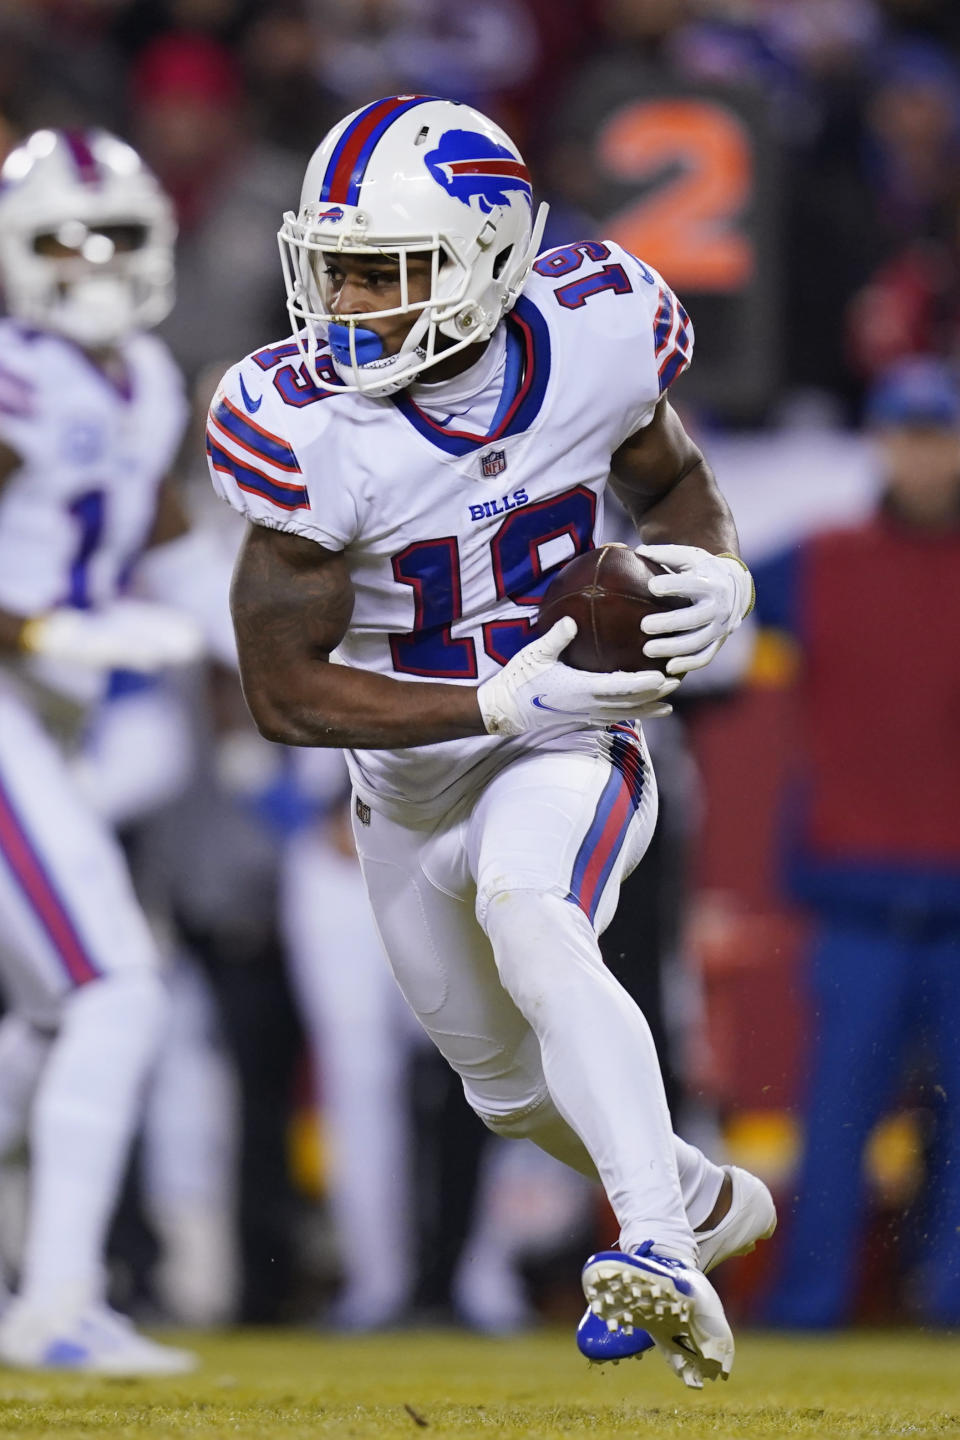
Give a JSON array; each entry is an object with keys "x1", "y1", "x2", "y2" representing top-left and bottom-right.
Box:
[
  {"x1": 210, "y1": 96, "x2": 775, "y2": 1386},
  {"x1": 0, "y1": 128, "x2": 204, "y2": 1374}
]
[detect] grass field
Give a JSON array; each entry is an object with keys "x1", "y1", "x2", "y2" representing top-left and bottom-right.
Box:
[{"x1": 0, "y1": 1328, "x2": 957, "y2": 1440}]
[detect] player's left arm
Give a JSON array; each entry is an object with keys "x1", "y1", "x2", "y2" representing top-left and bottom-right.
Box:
[
  {"x1": 610, "y1": 399, "x2": 753, "y2": 676},
  {"x1": 133, "y1": 477, "x2": 237, "y2": 666}
]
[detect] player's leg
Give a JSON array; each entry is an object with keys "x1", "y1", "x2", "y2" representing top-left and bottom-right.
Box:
[
  {"x1": 467, "y1": 733, "x2": 734, "y2": 1381},
  {"x1": 353, "y1": 800, "x2": 562, "y2": 1326},
  {"x1": 354, "y1": 781, "x2": 725, "y2": 1224},
  {"x1": 766, "y1": 917, "x2": 910, "y2": 1328},
  {"x1": 353, "y1": 802, "x2": 551, "y2": 1155},
  {"x1": 282, "y1": 814, "x2": 414, "y2": 1328},
  {"x1": 468, "y1": 735, "x2": 695, "y2": 1257},
  {"x1": 0, "y1": 694, "x2": 194, "y2": 1372},
  {"x1": 354, "y1": 773, "x2": 734, "y2": 1381},
  {"x1": 0, "y1": 1013, "x2": 52, "y2": 1160}
]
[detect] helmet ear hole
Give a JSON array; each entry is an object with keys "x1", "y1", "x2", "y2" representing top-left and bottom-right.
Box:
[{"x1": 492, "y1": 245, "x2": 513, "y2": 279}]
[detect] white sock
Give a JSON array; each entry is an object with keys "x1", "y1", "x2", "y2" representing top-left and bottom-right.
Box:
[
  {"x1": 484, "y1": 891, "x2": 696, "y2": 1262},
  {"x1": 484, "y1": 1090, "x2": 724, "y2": 1243},
  {"x1": 20, "y1": 972, "x2": 167, "y2": 1316},
  {"x1": 674, "y1": 1136, "x2": 725, "y2": 1232},
  {"x1": 0, "y1": 1015, "x2": 52, "y2": 1160}
]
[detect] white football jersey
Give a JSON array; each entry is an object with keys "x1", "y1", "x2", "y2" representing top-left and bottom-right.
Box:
[
  {"x1": 0, "y1": 320, "x2": 187, "y2": 705},
  {"x1": 208, "y1": 242, "x2": 693, "y2": 818}
]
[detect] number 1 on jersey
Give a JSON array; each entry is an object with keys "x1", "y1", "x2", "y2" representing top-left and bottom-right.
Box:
[
  {"x1": 390, "y1": 538, "x2": 478, "y2": 678},
  {"x1": 65, "y1": 489, "x2": 106, "y2": 609},
  {"x1": 533, "y1": 241, "x2": 633, "y2": 310},
  {"x1": 389, "y1": 487, "x2": 596, "y2": 677}
]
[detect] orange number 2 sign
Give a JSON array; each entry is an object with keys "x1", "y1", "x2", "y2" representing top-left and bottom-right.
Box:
[{"x1": 598, "y1": 98, "x2": 755, "y2": 293}]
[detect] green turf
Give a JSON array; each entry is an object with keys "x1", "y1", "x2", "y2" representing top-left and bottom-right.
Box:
[{"x1": 0, "y1": 1328, "x2": 957, "y2": 1439}]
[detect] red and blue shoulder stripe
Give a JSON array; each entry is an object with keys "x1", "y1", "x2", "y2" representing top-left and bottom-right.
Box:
[
  {"x1": 653, "y1": 286, "x2": 693, "y2": 395},
  {"x1": 208, "y1": 394, "x2": 300, "y2": 473},
  {"x1": 206, "y1": 388, "x2": 308, "y2": 511}
]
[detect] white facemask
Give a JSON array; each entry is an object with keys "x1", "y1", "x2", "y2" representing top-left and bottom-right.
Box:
[{"x1": 49, "y1": 273, "x2": 139, "y2": 348}]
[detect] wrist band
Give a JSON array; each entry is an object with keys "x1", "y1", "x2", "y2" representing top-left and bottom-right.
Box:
[
  {"x1": 717, "y1": 552, "x2": 755, "y2": 618},
  {"x1": 17, "y1": 615, "x2": 47, "y2": 654}
]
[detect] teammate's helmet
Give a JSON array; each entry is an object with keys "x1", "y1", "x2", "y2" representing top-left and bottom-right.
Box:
[
  {"x1": 279, "y1": 95, "x2": 548, "y2": 396},
  {"x1": 0, "y1": 129, "x2": 175, "y2": 347}
]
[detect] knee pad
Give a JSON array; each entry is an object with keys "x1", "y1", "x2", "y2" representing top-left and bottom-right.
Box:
[
  {"x1": 471, "y1": 1088, "x2": 599, "y2": 1179},
  {"x1": 471, "y1": 1088, "x2": 555, "y2": 1142},
  {"x1": 476, "y1": 880, "x2": 564, "y2": 932},
  {"x1": 481, "y1": 887, "x2": 600, "y2": 1003}
]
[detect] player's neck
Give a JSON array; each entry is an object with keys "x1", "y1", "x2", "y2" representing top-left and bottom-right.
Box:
[{"x1": 425, "y1": 336, "x2": 492, "y2": 384}]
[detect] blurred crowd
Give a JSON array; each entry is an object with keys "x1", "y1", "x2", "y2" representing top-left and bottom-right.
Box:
[
  {"x1": 0, "y1": 0, "x2": 958, "y2": 1332},
  {"x1": 7, "y1": 0, "x2": 960, "y2": 403}
]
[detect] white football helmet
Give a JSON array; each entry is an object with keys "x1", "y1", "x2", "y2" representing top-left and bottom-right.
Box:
[
  {"x1": 0, "y1": 128, "x2": 175, "y2": 348},
  {"x1": 278, "y1": 95, "x2": 548, "y2": 396}
]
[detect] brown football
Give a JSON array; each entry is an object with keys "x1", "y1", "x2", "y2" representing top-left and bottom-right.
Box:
[{"x1": 537, "y1": 544, "x2": 689, "y2": 673}]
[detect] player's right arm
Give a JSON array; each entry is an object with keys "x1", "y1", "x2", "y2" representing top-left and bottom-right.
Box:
[
  {"x1": 231, "y1": 523, "x2": 488, "y2": 747},
  {"x1": 231, "y1": 523, "x2": 678, "y2": 747}
]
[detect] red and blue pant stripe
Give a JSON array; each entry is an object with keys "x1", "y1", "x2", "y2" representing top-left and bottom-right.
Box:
[
  {"x1": 566, "y1": 732, "x2": 646, "y2": 925},
  {"x1": 0, "y1": 770, "x2": 100, "y2": 986}
]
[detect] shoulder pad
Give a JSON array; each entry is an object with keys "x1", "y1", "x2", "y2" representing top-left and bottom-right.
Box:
[
  {"x1": 526, "y1": 240, "x2": 693, "y2": 398},
  {"x1": 207, "y1": 355, "x2": 312, "y2": 517}
]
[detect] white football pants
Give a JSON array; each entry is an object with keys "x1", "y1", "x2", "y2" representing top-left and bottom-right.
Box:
[
  {"x1": 353, "y1": 727, "x2": 722, "y2": 1260},
  {"x1": 0, "y1": 689, "x2": 166, "y2": 1315}
]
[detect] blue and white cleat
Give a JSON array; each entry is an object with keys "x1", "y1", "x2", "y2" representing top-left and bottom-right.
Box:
[
  {"x1": 0, "y1": 1301, "x2": 197, "y2": 1375},
  {"x1": 576, "y1": 1305, "x2": 655, "y2": 1364},
  {"x1": 576, "y1": 1165, "x2": 776, "y2": 1371},
  {"x1": 581, "y1": 1241, "x2": 734, "y2": 1387}
]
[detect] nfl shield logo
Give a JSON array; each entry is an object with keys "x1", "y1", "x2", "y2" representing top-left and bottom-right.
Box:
[{"x1": 481, "y1": 449, "x2": 507, "y2": 478}]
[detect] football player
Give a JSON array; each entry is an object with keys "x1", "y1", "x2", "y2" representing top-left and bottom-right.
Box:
[
  {"x1": 0, "y1": 128, "x2": 209, "y2": 1374},
  {"x1": 211, "y1": 97, "x2": 775, "y2": 1386}
]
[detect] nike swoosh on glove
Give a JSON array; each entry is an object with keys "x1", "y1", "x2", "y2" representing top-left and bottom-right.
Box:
[
  {"x1": 20, "y1": 599, "x2": 204, "y2": 673},
  {"x1": 476, "y1": 616, "x2": 679, "y2": 738},
  {"x1": 635, "y1": 544, "x2": 754, "y2": 677}
]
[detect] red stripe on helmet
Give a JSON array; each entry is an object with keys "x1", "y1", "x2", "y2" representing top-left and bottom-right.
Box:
[
  {"x1": 326, "y1": 97, "x2": 408, "y2": 203},
  {"x1": 61, "y1": 130, "x2": 100, "y2": 187}
]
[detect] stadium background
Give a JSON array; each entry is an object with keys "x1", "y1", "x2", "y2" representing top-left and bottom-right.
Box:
[{"x1": 0, "y1": 0, "x2": 957, "y2": 1344}]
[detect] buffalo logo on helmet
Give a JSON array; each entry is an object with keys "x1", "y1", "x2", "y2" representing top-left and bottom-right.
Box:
[
  {"x1": 315, "y1": 205, "x2": 345, "y2": 223},
  {"x1": 425, "y1": 130, "x2": 531, "y2": 214}
]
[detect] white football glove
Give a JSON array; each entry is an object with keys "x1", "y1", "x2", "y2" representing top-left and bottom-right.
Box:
[
  {"x1": 636, "y1": 544, "x2": 754, "y2": 676},
  {"x1": 477, "y1": 617, "x2": 679, "y2": 738},
  {"x1": 20, "y1": 599, "x2": 204, "y2": 674}
]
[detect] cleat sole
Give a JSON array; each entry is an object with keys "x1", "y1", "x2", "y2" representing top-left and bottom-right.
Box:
[{"x1": 582, "y1": 1257, "x2": 733, "y2": 1384}]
